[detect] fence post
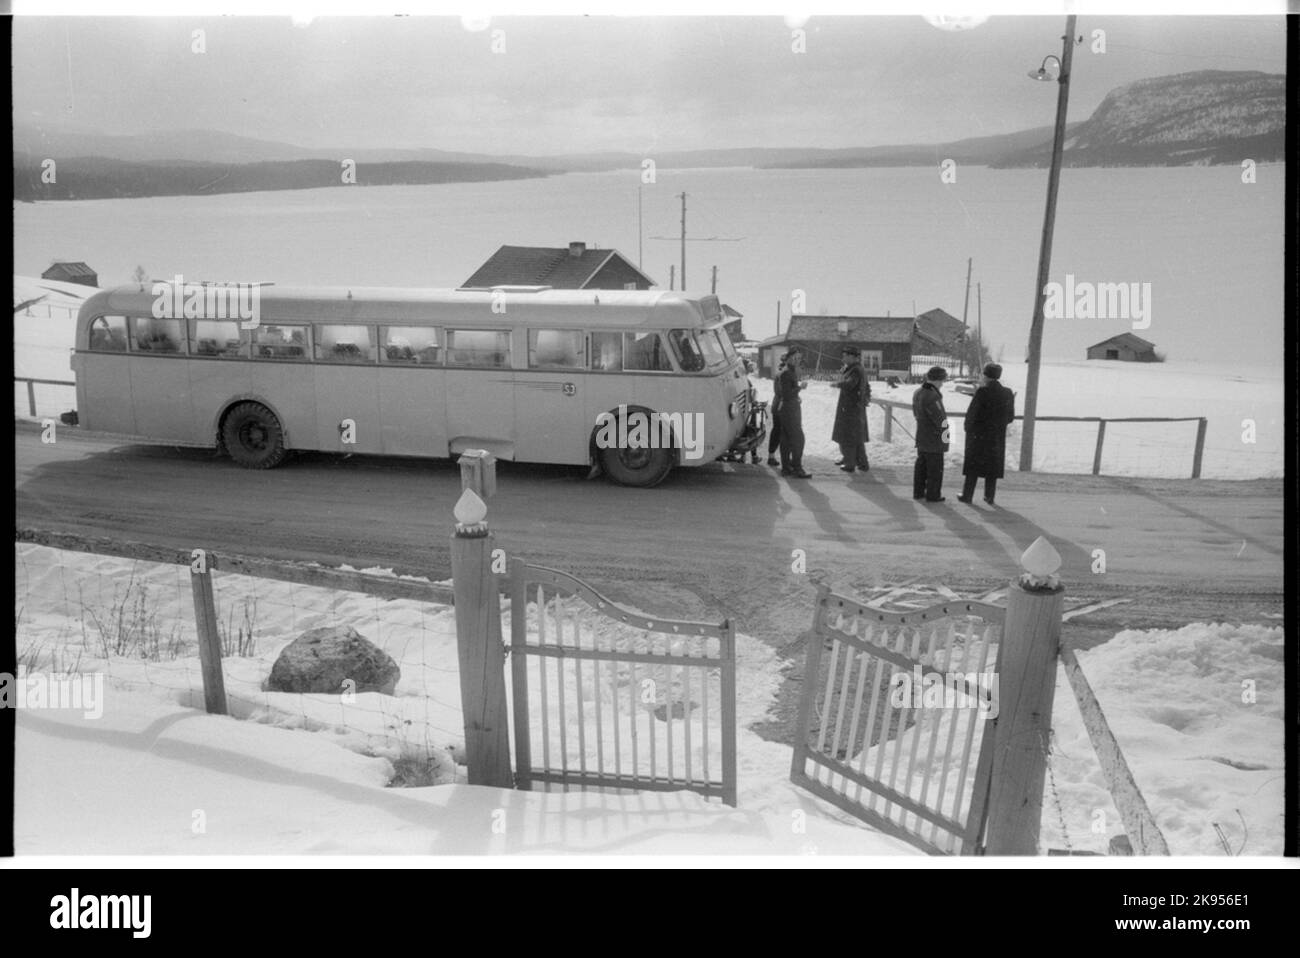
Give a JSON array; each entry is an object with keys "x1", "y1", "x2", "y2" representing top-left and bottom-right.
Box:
[
  {"x1": 27, "y1": 380, "x2": 37, "y2": 417},
  {"x1": 983, "y1": 536, "x2": 1064, "y2": 855},
  {"x1": 450, "y1": 488, "x2": 513, "y2": 788},
  {"x1": 882, "y1": 402, "x2": 893, "y2": 443},
  {"x1": 1091, "y1": 420, "x2": 1106, "y2": 476},
  {"x1": 1191, "y1": 418, "x2": 1207, "y2": 479},
  {"x1": 189, "y1": 561, "x2": 228, "y2": 715}
]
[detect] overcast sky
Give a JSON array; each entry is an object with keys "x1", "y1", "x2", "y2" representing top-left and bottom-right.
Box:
[{"x1": 12, "y1": 14, "x2": 1287, "y2": 155}]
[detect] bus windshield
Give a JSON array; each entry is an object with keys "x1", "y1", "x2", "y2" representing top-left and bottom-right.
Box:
[{"x1": 669, "y1": 328, "x2": 729, "y2": 371}]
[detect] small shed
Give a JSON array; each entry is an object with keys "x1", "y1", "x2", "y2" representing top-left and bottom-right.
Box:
[
  {"x1": 783, "y1": 315, "x2": 915, "y2": 377},
  {"x1": 1086, "y1": 333, "x2": 1157, "y2": 362},
  {"x1": 41, "y1": 261, "x2": 98, "y2": 288},
  {"x1": 754, "y1": 333, "x2": 789, "y2": 377}
]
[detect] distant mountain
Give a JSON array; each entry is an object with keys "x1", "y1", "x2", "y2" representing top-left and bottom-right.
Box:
[
  {"x1": 991, "y1": 70, "x2": 1285, "y2": 167},
  {"x1": 12, "y1": 70, "x2": 1285, "y2": 200},
  {"x1": 12, "y1": 156, "x2": 550, "y2": 202}
]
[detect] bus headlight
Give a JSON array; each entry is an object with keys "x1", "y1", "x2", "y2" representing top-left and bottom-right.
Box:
[{"x1": 727, "y1": 400, "x2": 738, "y2": 419}]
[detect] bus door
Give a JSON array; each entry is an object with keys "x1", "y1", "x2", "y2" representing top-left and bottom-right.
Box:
[
  {"x1": 514, "y1": 328, "x2": 590, "y2": 464},
  {"x1": 443, "y1": 327, "x2": 517, "y2": 460}
]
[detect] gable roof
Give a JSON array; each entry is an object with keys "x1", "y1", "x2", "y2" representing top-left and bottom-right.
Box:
[
  {"x1": 42, "y1": 261, "x2": 96, "y2": 278},
  {"x1": 786, "y1": 315, "x2": 915, "y2": 344},
  {"x1": 463, "y1": 245, "x2": 656, "y2": 289},
  {"x1": 914, "y1": 307, "x2": 967, "y2": 348},
  {"x1": 1088, "y1": 332, "x2": 1156, "y2": 351}
]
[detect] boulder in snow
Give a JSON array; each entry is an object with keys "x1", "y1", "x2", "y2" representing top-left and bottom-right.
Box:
[{"x1": 266, "y1": 625, "x2": 400, "y2": 696}]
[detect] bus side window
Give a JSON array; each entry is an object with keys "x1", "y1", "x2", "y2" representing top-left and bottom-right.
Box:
[
  {"x1": 189, "y1": 319, "x2": 243, "y2": 358},
  {"x1": 89, "y1": 316, "x2": 127, "y2": 352},
  {"x1": 590, "y1": 331, "x2": 623, "y2": 371},
  {"x1": 315, "y1": 324, "x2": 375, "y2": 363},
  {"x1": 252, "y1": 324, "x2": 310, "y2": 360},
  {"x1": 669, "y1": 329, "x2": 705, "y2": 372},
  {"x1": 624, "y1": 332, "x2": 671, "y2": 372},
  {"x1": 447, "y1": 329, "x2": 510, "y2": 368},
  {"x1": 130, "y1": 316, "x2": 184, "y2": 354},
  {"x1": 382, "y1": 326, "x2": 440, "y2": 365},
  {"x1": 529, "y1": 329, "x2": 584, "y2": 369}
]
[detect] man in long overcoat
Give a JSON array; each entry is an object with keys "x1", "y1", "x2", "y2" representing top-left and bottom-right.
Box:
[
  {"x1": 958, "y1": 363, "x2": 1016, "y2": 505},
  {"x1": 831, "y1": 346, "x2": 871, "y2": 473},
  {"x1": 775, "y1": 348, "x2": 810, "y2": 478},
  {"x1": 912, "y1": 365, "x2": 949, "y2": 502}
]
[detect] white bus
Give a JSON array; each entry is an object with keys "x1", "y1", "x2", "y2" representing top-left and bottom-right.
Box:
[{"x1": 69, "y1": 283, "x2": 756, "y2": 487}]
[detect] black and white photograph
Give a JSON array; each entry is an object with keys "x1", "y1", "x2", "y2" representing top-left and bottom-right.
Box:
[{"x1": 7, "y1": 1, "x2": 1293, "y2": 880}]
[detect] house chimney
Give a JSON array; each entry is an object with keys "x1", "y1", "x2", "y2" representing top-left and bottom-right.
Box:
[{"x1": 569, "y1": 241, "x2": 586, "y2": 258}]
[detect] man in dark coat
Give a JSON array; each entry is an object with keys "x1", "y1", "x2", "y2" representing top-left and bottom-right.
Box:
[
  {"x1": 775, "y1": 348, "x2": 810, "y2": 478},
  {"x1": 958, "y1": 363, "x2": 1016, "y2": 505},
  {"x1": 912, "y1": 365, "x2": 949, "y2": 502},
  {"x1": 766, "y1": 356, "x2": 785, "y2": 466},
  {"x1": 831, "y1": 346, "x2": 871, "y2": 473}
]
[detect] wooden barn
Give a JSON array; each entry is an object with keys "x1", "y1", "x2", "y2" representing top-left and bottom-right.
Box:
[
  {"x1": 912, "y1": 306, "x2": 971, "y2": 377},
  {"x1": 1087, "y1": 332, "x2": 1158, "y2": 362},
  {"x1": 41, "y1": 261, "x2": 98, "y2": 288},
  {"x1": 463, "y1": 242, "x2": 656, "y2": 290},
  {"x1": 778, "y1": 315, "x2": 915, "y2": 378}
]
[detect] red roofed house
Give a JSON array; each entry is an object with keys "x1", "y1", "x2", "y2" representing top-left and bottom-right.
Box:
[{"x1": 463, "y1": 242, "x2": 657, "y2": 291}]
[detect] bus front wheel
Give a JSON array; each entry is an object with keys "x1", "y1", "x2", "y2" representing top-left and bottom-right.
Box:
[
  {"x1": 222, "y1": 402, "x2": 288, "y2": 469},
  {"x1": 599, "y1": 442, "x2": 673, "y2": 488}
]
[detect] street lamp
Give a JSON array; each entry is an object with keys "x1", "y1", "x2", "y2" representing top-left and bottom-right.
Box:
[{"x1": 1019, "y1": 16, "x2": 1077, "y2": 473}]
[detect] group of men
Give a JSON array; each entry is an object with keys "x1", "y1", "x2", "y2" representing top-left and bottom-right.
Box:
[{"x1": 764, "y1": 346, "x2": 1017, "y2": 506}]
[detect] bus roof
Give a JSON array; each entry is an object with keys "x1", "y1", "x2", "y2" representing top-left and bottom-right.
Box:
[{"x1": 80, "y1": 284, "x2": 725, "y2": 329}]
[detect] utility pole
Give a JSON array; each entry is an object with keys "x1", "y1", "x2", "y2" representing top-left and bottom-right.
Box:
[
  {"x1": 678, "y1": 192, "x2": 687, "y2": 290},
  {"x1": 959, "y1": 257, "x2": 972, "y2": 378},
  {"x1": 669, "y1": 264, "x2": 675, "y2": 291},
  {"x1": 776, "y1": 299, "x2": 782, "y2": 336},
  {"x1": 637, "y1": 186, "x2": 643, "y2": 269},
  {"x1": 710, "y1": 265, "x2": 717, "y2": 295},
  {"x1": 977, "y1": 282, "x2": 984, "y2": 369},
  {"x1": 1021, "y1": 15, "x2": 1077, "y2": 472}
]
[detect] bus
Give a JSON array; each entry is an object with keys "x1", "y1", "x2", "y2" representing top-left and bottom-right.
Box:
[{"x1": 69, "y1": 282, "x2": 757, "y2": 487}]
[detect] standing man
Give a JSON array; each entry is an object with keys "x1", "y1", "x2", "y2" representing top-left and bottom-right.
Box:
[
  {"x1": 775, "y1": 348, "x2": 811, "y2": 478},
  {"x1": 958, "y1": 363, "x2": 1016, "y2": 505},
  {"x1": 831, "y1": 346, "x2": 871, "y2": 473},
  {"x1": 766, "y1": 355, "x2": 785, "y2": 466},
  {"x1": 912, "y1": 365, "x2": 949, "y2": 502}
]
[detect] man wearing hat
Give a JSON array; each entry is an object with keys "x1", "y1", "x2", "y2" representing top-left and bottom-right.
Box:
[
  {"x1": 912, "y1": 365, "x2": 950, "y2": 502},
  {"x1": 958, "y1": 363, "x2": 1016, "y2": 505},
  {"x1": 774, "y1": 347, "x2": 811, "y2": 478},
  {"x1": 831, "y1": 346, "x2": 871, "y2": 473}
]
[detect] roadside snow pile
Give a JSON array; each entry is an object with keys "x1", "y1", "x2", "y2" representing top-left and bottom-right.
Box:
[{"x1": 1044, "y1": 622, "x2": 1285, "y2": 855}]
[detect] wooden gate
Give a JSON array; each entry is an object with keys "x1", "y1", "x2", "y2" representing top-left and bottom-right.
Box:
[
  {"x1": 790, "y1": 583, "x2": 1005, "y2": 854},
  {"x1": 508, "y1": 558, "x2": 737, "y2": 806}
]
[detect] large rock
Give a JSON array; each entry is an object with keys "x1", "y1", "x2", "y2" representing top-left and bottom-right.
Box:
[{"x1": 266, "y1": 625, "x2": 400, "y2": 695}]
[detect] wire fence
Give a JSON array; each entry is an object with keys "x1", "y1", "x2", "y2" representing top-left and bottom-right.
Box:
[{"x1": 15, "y1": 538, "x2": 468, "y2": 784}]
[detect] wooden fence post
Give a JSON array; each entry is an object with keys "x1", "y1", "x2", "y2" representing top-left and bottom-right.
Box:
[
  {"x1": 189, "y1": 562, "x2": 228, "y2": 715},
  {"x1": 881, "y1": 402, "x2": 893, "y2": 443},
  {"x1": 1091, "y1": 420, "x2": 1106, "y2": 476},
  {"x1": 1191, "y1": 418, "x2": 1207, "y2": 479},
  {"x1": 27, "y1": 380, "x2": 37, "y2": 417},
  {"x1": 450, "y1": 488, "x2": 513, "y2": 788},
  {"x1": 983, "y1": 536, "x2": 1064, "y2": 855}
]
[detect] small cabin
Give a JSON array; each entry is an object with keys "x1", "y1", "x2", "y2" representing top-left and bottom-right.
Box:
[
  {"x1": 42, "y1": 261, "x2": 98, "y2": 288},
  {"x1": 1087, "y1": 333, "x2": 1157, "y2": 362}
]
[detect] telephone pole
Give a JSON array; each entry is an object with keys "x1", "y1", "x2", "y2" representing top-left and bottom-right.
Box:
[
  {"x1": 711, "y1": 265, "x2": 717, "y2": 295},
  {"x1": 678, "y1": 192, "x2": 687, "y2": 290},
  {"x1": 960, "y1": 257, "x2": 972, "y2": 377},
  {"x1": 977, "y1": 282, "x2": 984, "y2": 368},
  {"x1": 1020, "y1": 15, "x2": 1077, "y2": 472},
  {"x1": 668, "y1": 265, "x2": 675, "y2": 290}
]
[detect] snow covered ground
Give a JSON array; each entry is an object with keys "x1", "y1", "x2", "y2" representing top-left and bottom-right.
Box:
[
  {"x1": 12, "y1": 543, "x2": 1285, "y2": 856},
  {"x1": 12, "y1": 274, "x2": 1282, "y2": 479}
]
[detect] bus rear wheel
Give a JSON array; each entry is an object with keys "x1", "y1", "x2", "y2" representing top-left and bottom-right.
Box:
[
  {"x1": 222, "y1": 402, "x2": 288, "y2": 469},
  {"x1": 599, "y1": 442, "x2": 674, "y2": 488}
]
